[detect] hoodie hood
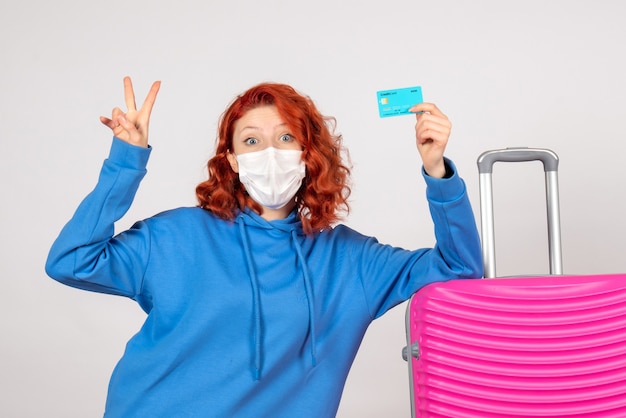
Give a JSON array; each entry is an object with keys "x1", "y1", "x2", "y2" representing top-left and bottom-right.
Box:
[{"x1": 235, "y1": 208, "x2": 316, "y2": 380}]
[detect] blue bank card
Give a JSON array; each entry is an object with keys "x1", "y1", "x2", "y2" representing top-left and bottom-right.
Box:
[{"x1": 376, "y1": 86, "x2": 423, "y2": 118}]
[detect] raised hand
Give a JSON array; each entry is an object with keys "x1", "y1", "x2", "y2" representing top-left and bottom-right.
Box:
[
  {"x1": 409, "y1": 103, "x2": 451, "y2": 178},
  {"x1": 100, "y1": 77, "x2": 161, "y2": 148}
]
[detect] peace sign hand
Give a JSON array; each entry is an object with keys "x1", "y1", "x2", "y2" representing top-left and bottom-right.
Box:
[{"x1": 100, "y1": 77, "x2": 161, "y2": 148}]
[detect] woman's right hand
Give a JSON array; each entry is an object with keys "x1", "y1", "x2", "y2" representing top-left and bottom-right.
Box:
[
  {"x1": 410, "y1": 102, "x2": 451, "y2": 178},
  {"x1": 100, "y1": 76, "x2": 161, "y2": 148}
]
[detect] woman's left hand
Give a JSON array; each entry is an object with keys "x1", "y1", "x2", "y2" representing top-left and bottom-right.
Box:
[{"x1": 409, "y1": 102, "x2": 451, "y2": 178}]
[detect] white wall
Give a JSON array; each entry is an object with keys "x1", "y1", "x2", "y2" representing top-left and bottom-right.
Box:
[{"x1": 1, "y1": 1, "x2": 625, "y2": 416}]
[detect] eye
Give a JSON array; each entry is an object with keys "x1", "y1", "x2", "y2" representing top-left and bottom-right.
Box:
[
  {"x1": 280, "y1": 134, "x2": 294, "y2": 143},
  {"x1": 244, "y1": 137, "x2": 259, "y2": 145}
]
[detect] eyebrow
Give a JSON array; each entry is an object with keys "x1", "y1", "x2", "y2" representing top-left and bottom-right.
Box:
[{"x1": 238, "y1": 123, "x2": 288, "y2": 132}]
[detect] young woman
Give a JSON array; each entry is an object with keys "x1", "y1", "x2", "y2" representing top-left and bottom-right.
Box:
[{"x1": 46, "y1": 77, "x2": 483, "y2": 417}]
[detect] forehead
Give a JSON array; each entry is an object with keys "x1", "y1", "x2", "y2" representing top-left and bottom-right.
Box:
[{"x1": 234, "y1": 105, "x2": 285, "y2": 132}]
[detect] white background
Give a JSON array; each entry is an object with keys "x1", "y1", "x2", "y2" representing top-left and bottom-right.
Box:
[{"x1": 1, "y1": 1, "x2": 625, "y2": 416}]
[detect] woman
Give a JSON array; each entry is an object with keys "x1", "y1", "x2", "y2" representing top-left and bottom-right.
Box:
[{"x1": 46, "y1": 77, "x2": 483, "y2": 417}]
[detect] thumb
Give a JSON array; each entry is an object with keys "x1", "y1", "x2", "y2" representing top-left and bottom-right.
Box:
[
  {"x1": 116, "y1": 114, "x2": 134, "y2": 131},
  {"x1": 116, "y1": 114, "x2": 148, "y2": 147}
]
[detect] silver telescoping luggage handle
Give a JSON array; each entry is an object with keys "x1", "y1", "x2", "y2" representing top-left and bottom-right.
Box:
[{"x1": 477, "y1": 148, "x2": 563, "y2": 278}]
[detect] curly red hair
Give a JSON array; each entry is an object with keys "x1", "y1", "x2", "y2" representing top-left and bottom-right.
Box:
[{"x1": 196, "y1": 83, "x2": 351, "y2": 234}]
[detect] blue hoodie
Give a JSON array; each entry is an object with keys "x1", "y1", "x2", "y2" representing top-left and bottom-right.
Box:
[{"x1": 45, "y1": 137, "x2": 483, "y2": 417}]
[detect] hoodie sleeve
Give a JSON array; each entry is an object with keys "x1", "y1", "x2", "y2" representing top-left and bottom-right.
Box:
[
  {"x1": 355, "y1": 158, "x2": 484, "y2": 319},
  {"x1": 45, "y1": 137, "x2": 153, "y2": 300}
]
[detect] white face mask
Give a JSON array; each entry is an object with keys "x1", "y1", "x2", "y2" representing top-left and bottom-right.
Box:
[{"x1": 235, "y1": 147, "x2": 306, "y2": 210}]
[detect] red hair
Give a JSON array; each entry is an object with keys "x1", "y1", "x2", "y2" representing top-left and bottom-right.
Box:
[{"x1": 196, "y1": 83, "x2": 351, "y2": 234}]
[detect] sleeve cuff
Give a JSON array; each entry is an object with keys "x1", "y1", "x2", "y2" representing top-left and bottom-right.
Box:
[
  {"x1": 423, "y1": 158, "x2": 467, "y2": 203},
  {"x1": 108, "y1": 136, "x2": 152, "y2": 170}
]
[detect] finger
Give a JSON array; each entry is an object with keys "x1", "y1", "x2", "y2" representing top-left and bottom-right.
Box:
[
  {"x1": 103, "y1": 119, "x2": 125, "y2": 139},
  {"x1": 138, "y1": 80, "x2": 161, "y2": 118},
  {"x1": 409, "y1": 102, "x2": 446, "y2": 117},
  {"x1": 101, "y1": 108, "x2": 125, "y2": 130},
  {"x1": 409, "y1": 102, "x2": 442, "y2": 114},
  {"x1": 117, "y1": 114, "x2": 133, "y2": 130},
  {"x1": 417, "y1": 129, "x2": 449, "y2": 146},
  {"x1": 116, "y1": 114, "x2": 139, "y2": 140},
  {"x1": 417, "y1": 130, "x2": 450, "y2": 148},
  {"x1": 111, "y1": 107, "x2": 126, "y2": 124},
  {"x1": 416, "y1": 118, "x2": 451, "y2": 136},
  {"x1": 123, "y1": 76, "x2": 137, "y2": 111},
  {"x1": 100, "y1": 116, "x2": 114, "y2": 129},
  {"x1": 416, "y1": 119, "x2": 451, "y2": 144},
  {"x1": 416, "y1": 113, "x2": 450, "y2": 126}
]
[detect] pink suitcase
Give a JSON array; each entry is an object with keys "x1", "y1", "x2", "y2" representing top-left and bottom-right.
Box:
[{"x1": 403, "y1": 148, "x2": 626, "y2": 417}]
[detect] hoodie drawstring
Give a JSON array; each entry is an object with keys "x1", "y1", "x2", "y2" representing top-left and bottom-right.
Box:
[
  {"x1": 291, "y1": 229, "x2": 317, "y2": 367},
  {"x1": 239, "y1": 221, "x2": 263, "y2": 381},
  {"x1": 237, "y1": 216, "x2": 317, "y2": 381}
]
